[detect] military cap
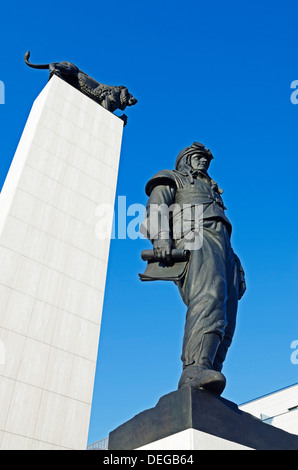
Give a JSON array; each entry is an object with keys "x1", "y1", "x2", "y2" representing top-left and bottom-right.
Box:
[{"x1": 175, "y1": 142, "x2": 214, "y2": 170}]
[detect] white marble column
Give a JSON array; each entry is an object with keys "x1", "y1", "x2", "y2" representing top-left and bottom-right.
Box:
[{"x1": 0, "y1": 75, "x2": 123, "y2": 449}]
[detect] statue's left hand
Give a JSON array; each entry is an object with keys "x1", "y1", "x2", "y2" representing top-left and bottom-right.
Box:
[
  {"x1": 238, "y1": 279, "x2": 246, "y2": 300},
  {"x1": 233, "y1": 251, "x2": 246, "y2": 300}
]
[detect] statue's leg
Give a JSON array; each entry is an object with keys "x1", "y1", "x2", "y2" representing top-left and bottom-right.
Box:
[
  {"x1": 178, "y1": 332, "x2": 226, "y2": 394},
  {"x1": 100, "y1": 95, "x2": 110, "y2": 111},
  {"x1": 213, "y1": 243, "x2": 239, "y2": 372},
  {"x1": 176, "y1": 222, "x2": 229, "y2": 394},
  {"x1": 48, "y1": 64, "x2": 62, "y2": 80}
]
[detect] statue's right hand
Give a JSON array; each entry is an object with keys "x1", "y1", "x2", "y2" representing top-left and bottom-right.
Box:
[{"x1": 153, "y1": 239, "x2": 173, "y2": 262}]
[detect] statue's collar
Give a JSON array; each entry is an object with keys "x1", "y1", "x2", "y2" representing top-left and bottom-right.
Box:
[
  {"x1": 192, "y1": 170, "x2": 224, "y2": 194},
  {"x1": 192, "y1": 169, "x2": 211, "y2": 182}
]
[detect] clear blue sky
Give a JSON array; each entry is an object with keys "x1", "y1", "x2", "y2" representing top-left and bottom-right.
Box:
[{"x1": 0, "y1": 0, "x2": 297, "y2": 445}]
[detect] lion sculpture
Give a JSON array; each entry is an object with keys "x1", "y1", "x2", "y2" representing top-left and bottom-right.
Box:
[{"x1": 24, "y1": 51, "x2": 137, "y2": 125}]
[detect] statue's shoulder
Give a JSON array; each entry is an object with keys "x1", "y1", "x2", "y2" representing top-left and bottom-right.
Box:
[{"x1": 145, "y1": 169, "x2": 184, "y2": 196}]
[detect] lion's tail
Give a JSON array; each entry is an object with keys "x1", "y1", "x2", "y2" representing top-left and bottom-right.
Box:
[{"x1": 24, "y1": 51, "x2": 50, "y2": 69}]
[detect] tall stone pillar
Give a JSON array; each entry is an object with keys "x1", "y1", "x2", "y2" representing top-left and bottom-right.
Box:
[{"x1": 0, "y1": 75, "x2": 123, "y2": 449}]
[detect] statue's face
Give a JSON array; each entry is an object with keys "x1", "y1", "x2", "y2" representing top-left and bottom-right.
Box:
[{"x1": 190, "y1": 153, "x2": 210, "y2": 173}]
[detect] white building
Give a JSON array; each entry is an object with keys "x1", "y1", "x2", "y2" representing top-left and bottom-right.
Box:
[{"x1": 239, "y1": 383, "x2": 298, "y2": 436}]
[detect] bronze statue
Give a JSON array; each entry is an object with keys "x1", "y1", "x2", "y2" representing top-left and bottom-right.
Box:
[
  {"x1": 140, "y1": 142, "x2": 246, "y2": 395},
  {"x1": 24, "y1": 51, "x2": 137, "y2": 125}
]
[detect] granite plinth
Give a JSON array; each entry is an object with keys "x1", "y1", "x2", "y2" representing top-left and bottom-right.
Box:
[{"x1": 108, "y1": 387, "x2": 298, "y2": 450}]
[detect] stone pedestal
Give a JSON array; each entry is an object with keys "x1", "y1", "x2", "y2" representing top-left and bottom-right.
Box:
[
  {"x1": 108, "y1": 387, "x2": 298, "y2": 450},
  {"x1": 0, "y1": 75, "x2": 123, "y2": 449}
]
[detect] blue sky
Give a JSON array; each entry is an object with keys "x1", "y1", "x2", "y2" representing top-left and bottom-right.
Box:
[{"x1": 0, "y1": 0, "x2": 298, "y2": 445}]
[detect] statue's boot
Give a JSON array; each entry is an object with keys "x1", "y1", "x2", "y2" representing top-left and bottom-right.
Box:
[
  {"x1": 178, "y1": 333, "x2": 226, "y2": 395},
  {"x1": 213, "y1": 341, "x2": 228, "y2": 373}
]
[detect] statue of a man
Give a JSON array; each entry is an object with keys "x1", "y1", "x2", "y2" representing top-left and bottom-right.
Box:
[{"x1": 140, "y1": 142, "x2": 246, "y2": 395}]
